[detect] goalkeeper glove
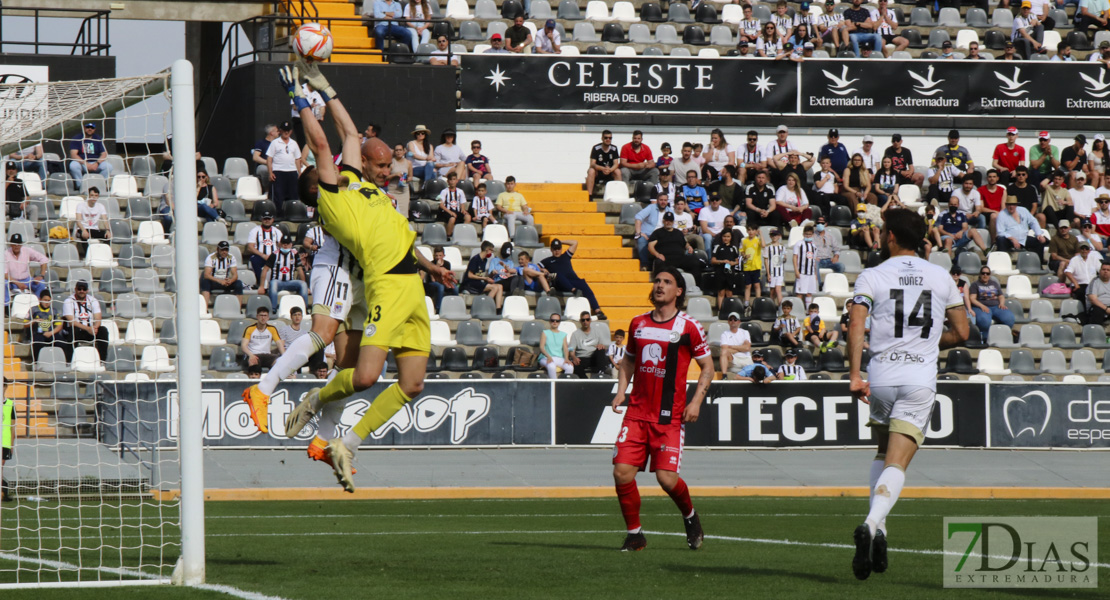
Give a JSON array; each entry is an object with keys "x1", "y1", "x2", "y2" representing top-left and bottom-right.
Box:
[
  {"x1": 296, "y1": 59, "x2": 338, "y2": 103},
  {"x1": 279, "y1": 66, "x2": 312, "y2": 113}
]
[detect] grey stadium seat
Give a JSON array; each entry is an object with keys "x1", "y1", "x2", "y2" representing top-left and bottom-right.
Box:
[{"x1": 987, "y1": 324, "x2": 1016, "y2": 348}]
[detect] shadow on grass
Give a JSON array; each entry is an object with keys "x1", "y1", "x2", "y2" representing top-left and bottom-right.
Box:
[
  {"x1": 208, "y1": 558, "x2": 282, "y2": 566},
  {"x1": 664, "y1": 564, "x2": 838, "y2": 583},
  {"x1": 491, "y1": 540, "x2": 616, "y2": 551}
]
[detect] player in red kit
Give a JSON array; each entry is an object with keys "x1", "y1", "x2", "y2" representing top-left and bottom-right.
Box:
[{"x1": 610, "y1": 265, "x2": 715, "y2": 552}]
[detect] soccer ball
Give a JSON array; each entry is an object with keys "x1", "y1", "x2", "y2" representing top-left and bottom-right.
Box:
[{"x1": 293, "y1": 23, "x2": 334, "y2": 62}]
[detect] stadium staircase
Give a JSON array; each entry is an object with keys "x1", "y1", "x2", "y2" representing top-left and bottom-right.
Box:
[
  {"x1": 520, "y1": 183, "x2": 652, "y2": 327},
  {"x1": 294, "y1": 0, "x2": 386, "y2": 64}
]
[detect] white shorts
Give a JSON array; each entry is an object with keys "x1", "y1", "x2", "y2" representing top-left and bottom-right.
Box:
[
  {"x1": 310, "y1": 264, "x2": 367, "y2": 332},
  {"x1": 867, "y1": 385, "x2": 936, "y2": 446},
  {"x1": 768, "y1": 274, "x2": 784, "y2": 287},
  {"x1": 794, "y1": 273, "x2": 818, "y2": 295}
]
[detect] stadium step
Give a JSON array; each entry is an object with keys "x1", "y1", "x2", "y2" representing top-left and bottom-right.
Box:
[
  {"x1": 312, "y1": 2, "x2": 357, "y2": 18},
  {"x1": 571, "y1": 259, "x2": 641, "y2": 273},
  {"x1": 540, "y1": 224, "x2": 618, "y2": 236},
  {"x1": 528, "y1": 212, "x2": 605, "y2": 225},
  {"x1": 528, "y1": 201, "x2": 596, "y2": 213}
]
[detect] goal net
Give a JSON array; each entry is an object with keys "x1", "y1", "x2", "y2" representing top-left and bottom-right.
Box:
[{"x1": 0, "y1": 62, "x2": 203, "y2": 588}]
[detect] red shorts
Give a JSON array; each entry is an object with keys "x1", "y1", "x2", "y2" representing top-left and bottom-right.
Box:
[{"x1": 612, "y1": 418, "x2": 684, "y2": 473}]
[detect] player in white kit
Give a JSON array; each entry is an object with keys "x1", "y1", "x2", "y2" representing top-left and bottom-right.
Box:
[{"x1": 846, "y1": 208, "x2": 969, "y2": 581}]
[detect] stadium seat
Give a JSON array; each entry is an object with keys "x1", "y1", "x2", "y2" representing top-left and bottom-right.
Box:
[
  {"x1": 531, "y1": 0, "x2": 553, "y2": 19},
  {"x1": 612, "y1": 1, "x2": 639, "y2": 22},
  {"x1": 113, "y1": 293, "x2": 145, "y2": 319},
  {"x1": 487, "y1": 320, "x2": 519, "y2": 346},
  {"x1": 1041, "y1": 349, "x2": 1072, "y2": 375},
  {"x1": 697, "y1": 48, "x2": 720, "y2": 57},
  {"x1": 655, "y1": 24, "x2": 680, "y2": 44},
  {"x1": 455, "y1": 320, "x2": 485, "y2": 346},
  {"x1": 641, "y1": 1, "x2": 664, "y2": 22},
  {"x1": 452, "y1": 224, "x2": 480, "y2": 248},
  {"x1": 1071, "y1": 349, "x2": 1100, "y2": 375},
  {"x1": 514, "y1": 225, "x2": 543, "y2": 248},
  {"x1": 955, "y1": 29, "x2": 979, "y2": 49},
  {"x1": 910, "y1": 7, "x2": 934, "y2": 26},
  {"x1": 1066, "y1": 30, "x2": 1091, "y2": 51},
  {"x1": 283, "y1": 200, "x2": 312, "y2": 223},
  {"x1": 422, "y1": 223, "x2": 448, "y2": 246},
  {"x1": 686, "y1": 297, "x2": 714, "y2": 322},
  {"x1": 126, "y1": 197, "x2": 153, "y2": 221},
  {"x1": 987, "y1": 324, "x2": 1017, "y2": 348},
  {"x1": 743, "y1": 322, "x2": 767, "y2": 347},
  {"x1": 641, "y1": 45, "x2": 664, "y2": 56},
  {"x1": 1018, "y1": 324, "x2": 1049, "y2": 349},
  {"x1": 1042, "y1": 30, "x2": 1062, "y2": 50},
  {"x1": 820, "y1": 348, "x2": 846, "y2": 372},
  {"x1": 603, "y1": 180, "x2": 632, "y2": 203},
  {"x1": 1028, "y1": 299, "x2": 1060, "y2": 323},
  {"x1": 1006, "y1": 301, "x2": 1028, "y2": 324},
  {"x1": 84, "y1": 243, "x2": 116, "y2": 269},
  {"x1": 564, "y1": 297, "x2": 592, "y2": 319},
  {"x1": 1038, "y1": 275, "x2": 1071, "y2": 299},
  {"x1": 431, "y1": 320, "x2": 456, "y2": 347},
  {"x1": 602, "y1": 23, "x2": 628, "y2": 42},
  {"x1": 983, "y1": 29, "x2": 1008, "y2": 50},
  {"x1": 276, "y1": 295, "x2": 306, "y2": 320},
  {"x1": 696, "y1": 3, "x2": 721, "y2": 23},
  {"x1": 146, "y1": 294, "x2": 174, "y2": 319},
  {"x1": 198, "y1": 319, "x2": 225, "y2": 346},
  {"x1": 236, "y1": 177, "x2": 268, "y2": 201},
  {"x1": 459, "y1": 20, "x2": 484, "y2": 41},
  {"x1": 943, "y1": 349, "x2": 978, "y2": 374},
  {"x1": 439, "y1": 296, "x2": 470, "y2": 321},
  {"x1": 482, "y1": 224, "x2": 510, "y2": 247},
  {"x1": 682, "y1": 25, "x2": 708, "y2": 45},
  {"x1": 471, "y1": 295, "x2": 499, "y2": 321},
  {"x1": 627, "y1": 23, "x2": 653, "y2": 44},
  {"x1": 1081, "y1": 325, "x2": 1110, "y2": 349},
  {"x1": 669, "y1": 3, "x2": 694, "y2": 22},
  {"x1": 964, "y1": 7, "x2": 989, "y2": 27},
  {"x1": 472, "y1": 0, "x2": 497, "y2": 18},
  {"x1": 66, "y1": 268, "x2": 94, "y2": 292},
  {"x1": 559, "y1": 45, "x2": 581, "y2": 55},
  {"x1": 558, "y1": 0, "x2": 583, "y2": 19},
  {"x1": 105, "y1": 345, "x2": 138, "y2": 372},
  {"x1": 136, "y1": 221, "x2": 168, "y2": 245},
  {"x1": 721, "y1": 4, "x2": 743, "y2": 24},
  {"x1": 937, "y1": 7, "x2": 962, "y2": 26},
  {"x1": 821, "y1": 273, "x2": 851, "y2": 298},
  {"x1": 1007, "y1": 349, "x2": 1040, "y2": 375},
  {"x1": 245, "y1": 295, "x2": 272, "y2": 317},
  {"x1": 213, "y1": 295, "x2": 243, "y2": 320},
  {"x1": 446, "y1": 0, "x2": 473, "y2": 18},
  {"x1": 501, "y1": 0, "x2": 524, "y2": 18},
  {"x1": 205, "y1": 345, "x2": 239, "y2": 372},
  {"x1": 976, "y1": 349, "x2": 1010, "y2": 375},
  {"x1": 8, "y1": 293, "x2": 36, "y2": 320},
  {"x1": 1049, "y1": 323, "x2": 1080, "y2": 349},
  {"x1": 1015, "y1": 251, "x2": 1047, "y2": 275},
  {"x1": 502, "y1": 296, "x2": 533, "y2": 322},
  {"x1": 72, "y1": 346, "x2": 105, "y2": 373},
  {"x1": 60, "y1": 196, "x2": 83, "y2": 220},
  {"x1": 830, "y1": 205, "x2": 852, "y2": 227},
  {"x1": 517, "y1": 321, "x2": 544, "y2": 347},
  {"x1": 201, "y1": 222, "x2": 229, "y2": 245},
  {"x1": 927, "y1": 29, "x2": 951, "y2": 48},
  {"x1": 706, "y1": 322, "x2": 728, "y2": 347},
  {"x1": 132, "y1": 268, "x2": 160, "y2": 294},
  {"x1": 991, "y1": 8, "x2": 1013, "y2": 28},
  {"x1": 986, "y1": 252, "x2": 1017, "y2": 276},
  {"x1": 222, "y1": 157, "x2": 249, "y2": 180},
  {"x1": 586, "y1": 0, "x2": 613, "y2": 21},
  {"x1": 46, "y1": 173, "x2": 73, "y2": 197},
  {"x1": 16, "y1": 172, "x2": 45, "y2": 199},
  {"x1": 472, "y1": 345, "x2": 502, "y2": 372}
]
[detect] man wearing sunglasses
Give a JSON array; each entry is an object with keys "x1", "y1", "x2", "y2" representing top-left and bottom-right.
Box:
[
  {"x1": 587, "y1": 130, "x2": 621, "y2": 193},
  {"x1": 569, "y1": 311, "x2": 610, "y2": 378}
]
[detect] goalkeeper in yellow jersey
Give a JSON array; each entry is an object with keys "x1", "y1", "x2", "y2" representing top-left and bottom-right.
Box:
[{"x1": 276, "y1": 63, "x2": 452, "y2": 492}]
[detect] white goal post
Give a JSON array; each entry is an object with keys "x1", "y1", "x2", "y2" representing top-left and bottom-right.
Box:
[{"x1": 0, "y1": 59, "x2": 204, "y2": 588}]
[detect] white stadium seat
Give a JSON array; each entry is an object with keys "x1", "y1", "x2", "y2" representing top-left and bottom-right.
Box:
[
  {"x1": 16, "y1": 172, "x2": 46, "y2": 198},
  {"x1": 140, "y1": 345, "x2": 174, "y2": 372},
  {"x1": 603, "y1": 181, "x2": 632, "y2": 203},
  {"x1": 235, "y1": 176, "x2": 268, "y2": 201},
  {"x1": 586, "y1": 1, "x2": 614, "y2": 21}
]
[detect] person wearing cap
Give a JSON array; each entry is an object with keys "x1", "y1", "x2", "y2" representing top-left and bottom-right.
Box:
[
  {"x1": 586, "y1": 130, "x2": 621, "y2": 193},
  {"x1": 62, "y1": 280, "x2": 109, "y2": 362},
  {"x1": 247, "y1": 210, "x2": 283, "y2": 281},
  {"x1": 852, "y1": 135, "x2": 878, "y2": 173},
  {"x1": 1077, "y1": 218, "x2": 1106, "y2": 253},
  {"x1": 652, "y1": 166, "x2": 677, "y2": 205},
  {"x1": 1076, "y1": 0, "x2": 1110, "y2": 33},
  {"x1": 540, "y1": 239, "x2": 606, "y2": 319},
  {"x1": 1029, "y1": 131, "x2": 1060, "y2": 188},
  {"x1": 926, "y1": 151, "x2": 961, "y2": 205},
  {"x1": 776, "y1": 348, "x2": 807, "y2": 381},
  {"x1": 1090, "y1": 40, "x2": 1110, "y2": 66},
  {"x1": 937, "y1": 196, "x2": 974, "y2": 258},
  {"x1": 1085, "y1": 263, "x2": 1110, "y2": 325},
  {"x1": 938, "y1": 40, "x2": 957, "y2": 59},
  {"x1": 996, "y1": 195, "x2": 1047, "y2": 254},
  {"x1": 1090, "y1": 193, "x2": 1110, "y2": 241},
  {"x1": 370, "y1": 0, "x2": 416, "y2": 53},
  {"x1": 849, "y1": 203, "x2": 884, "y2": 252},
  {"x1": 619, "y1": 130, "x2": 659, "y2": 186},
  {"x1": 738, "y1": 3, "x2": 762, "y2": 44},
  {"x1": 733, "y1": 350, "x2": 777, "y2": 383},
  {"x1": 533, "y1": 19, "x2": 562, "y2": 54},
  {"x1": 433, "y1": 129, "x2": 468, "y2": 180},
  {"x1": 647, "y1": 211, "x2": 703, "y2": 286},
  {"x1": 201, "y1": 240, "x2": 244, "y2": 304},
  {"x1": 635, "y1": 193, "x2": 673, "y2": 269},
  {"x1": 819, "y1": 129, "x2": 850, "y2": 175},
  {"x1": 1062, "y1": 134, "x2": 1090, "y2": 188},
  {"x1": 1012, "y1": 0, "x2": 1048, "y2": 59},
  {"x1": 7, "y1": 142, "x2": 45, "y2": 182},
  {"x1": 934, "y1": 130, "x2": 977, "y2": 186},
  {"x1": 999, "y1": 39, "x2": 1018, "y2": 60},
  {"x1": 4, "y1": 160, "x2": 31, "y2": 222},
  {"x1": 764, "y1": 124, "x2": 799, "y2": 186},
  {"x1": 1064, "y1": 243, "x2": 1103, "y2": 302},
  {"x1": 251, "y1": 125, "x2": 280, "y2": 190},
  {"x1": 1049, "y1": 218, "x2": 1079, "y2": 277},
  {"x1": 67, "y1": 122, "x2": 113, "y2": 191},
  {"x1": 843, "y1": 0, "x2": 882, "y2": 57},
  {"x1": 483, "y1": 33, "x2": 511, "y2": 53},
  {"x1": 1070, "y1": 169, "x2": 1098, "y2": 223},
  {"x1": 818, "y1": 0, "x2": 851, "y2": 50},
  {"x1": 4, "y1": 233, "x2": 47, "y2": 303},
  {"x1": 882, "y1": 134, "x2": 925, "y2": 188},
  {"x1": 719, "y1": 311, "x2": 753, "y2": 378},
  {"x1": 568, "y1": 310, "x2": 610, "y2": 378},
  {"x1": 429, "y1": 34, "x2": 460, "y2": 66},
  {"x1": 265, "y1": 121, "x2": 303, "y2": 215},
  {"x1": 407, "y1": 124, "x2": 437, "y2": 184}
]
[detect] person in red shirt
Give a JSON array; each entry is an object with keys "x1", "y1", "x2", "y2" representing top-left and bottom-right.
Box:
[
  {"x1": 610, "y1": 265, "x2": 714, "y2": 552},
  {"x1": 619, "y1": 130, "x2": 659, "y2": 186},
  {"x1": 991, "y1": 126, "x2": 1026, "y2": 186},
  {"x1": 977, "y1": 168, "x2": 1006, "y2": 233}
]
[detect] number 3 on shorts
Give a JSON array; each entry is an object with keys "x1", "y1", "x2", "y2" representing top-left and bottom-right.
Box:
[
  {"x1": 372, "y1": 305, "x2": 382, "y2": 322},
  {"x1": 618, "y1": 426, "x2": 628, "y2": 443}
]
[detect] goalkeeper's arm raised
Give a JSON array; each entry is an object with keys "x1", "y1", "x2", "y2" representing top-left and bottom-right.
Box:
[
  {"x1": 280, "y1": 65, "x2": 339, "y2": 187},
  {"x1": 298, "y1": 61, "x2": 361, "y2": 177}
]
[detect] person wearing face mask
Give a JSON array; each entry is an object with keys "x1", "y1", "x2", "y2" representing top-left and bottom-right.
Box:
[
  {"x1": 813, "y1": 219, "x2": 845, "y2": 277},
  {"x1": 937, "y1": 197, "x2": 972, "y2": 259},
  {"x1": 849, "y1": 204, "x2": 882, "y2": 252},
  {"x1": 487, "y1": 241, "x2": 521, "y2": 295},
  {"x1": 261, "y1": 237, "x2": 309, "y2": 311}
]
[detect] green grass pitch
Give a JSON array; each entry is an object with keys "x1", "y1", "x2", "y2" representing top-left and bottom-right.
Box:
[{"x1": 2, "y1": 496, "x2": 1106, "y2": 599}]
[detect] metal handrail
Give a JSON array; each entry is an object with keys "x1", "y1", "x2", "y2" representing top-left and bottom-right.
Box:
[{"x1": 0, "y1": 8, "x2": 111, "y2": 56}]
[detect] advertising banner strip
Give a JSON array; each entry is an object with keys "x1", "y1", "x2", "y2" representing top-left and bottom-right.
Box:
[
  {"x1": 460, "y1": 57, "x2": 1110, "y2": 117},
  {"x1": 986, "y1": 383, "x2": 1110, "y2": 449}
]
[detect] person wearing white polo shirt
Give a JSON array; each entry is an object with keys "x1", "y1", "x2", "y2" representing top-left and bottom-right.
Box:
[{"x1": 719, "y1": 311, "x2": 753, "y2": 379}]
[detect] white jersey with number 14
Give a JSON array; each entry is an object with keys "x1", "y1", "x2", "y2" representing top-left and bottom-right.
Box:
[{"x1": 852, "y1": 256, "x2": 962, "y2": 391}]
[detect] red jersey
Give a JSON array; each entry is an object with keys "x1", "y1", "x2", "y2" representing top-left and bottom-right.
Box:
[
  {"x1": 977, "y1": 184, "x2": 1005, "y2": 212},
  {"x1": 621, "y1": 142, "x2": 653, "y2": 165},
  {"x1": 624, "y1": 311, "x2": 710, "y2": 426},
  {"x1": 992, "y1": 143, "x2": 1025, "y2": 172}
]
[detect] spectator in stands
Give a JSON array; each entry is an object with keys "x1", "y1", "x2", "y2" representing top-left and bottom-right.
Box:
[
  {"x1": 200, "y1": 241, "x2": 243, "y2": 305},
  {"x1": 619, "y1": 130, "x2": 658, "y2": 186},
  {"x1": 1088, "y1": 135, "x2": 1106, "y2": 190},
  {"x1": 937, "y1": 130, "x2": 977, "y2": 185},
  {"x1": 789, "y1": 25, "x2": 819, "y2": 49},
  {"x1": 793, "y1": 225, "x2": 819, "y2": 304},
  {"x1": 245, "y1": 364, "x2": 262, "y2": 379},
  {"x1": 773, "y1": 300, "x2": 802, "y2": 347},
  {"x1": 804, "y1": 303, "x2": 837, "y2": 351},
  {"x1": 764, "y1": 229, "x2": 786, "y2": 305},
  {"x1": 247, "y1": 210, "x2": 282, "y2": 282},
  {"x1": 809, "y1": 157, "x2": 843, "y2": 216},
  {"x1": 842, "y1": 153, "x2": 876, "y2": 206},
  {"x1": 938, "y1": 40, "x2": 958, "y2": 59},
  {"x1": 62, "y1": 281, "x2": 108, "y2": 362},
  {"x1": 873, "y1": 157, "x2": 901, "y2": 207},
  {"x1": 996, "y1": 196, "x2": 1048, "y2": 254},
  {"x1": 515, "y1": 250, "x2": 550, "y2": 294},
  {"x1": 937, "y1": 197, "x2": 973, "y2": 258},
  {"x1": 407, "y1": 125, "x2": 437, "y2": 183},
  {"x1": 650, "y1": 167, "x2": 676, "y2": 205},
  {"x1": 462, "y1": 241, "x2": 505, "y2": 308},
  {"x1": 1071, "y1": 171, "x2": 1098, "y2": 223},
  {"x1": 195, "y1": 170, "x2": 224, "y2": 223},
  {"x1": 436, "y1": 171, "x2": 469, "y2": 237},
  {"x1": 871, "y1": 0, "x2": 906, "y2": 56},
  {"x1": 1051, "y1": 41, "x2": 1075, "y2": 60},
  {"x1": 775, "y1": 172, "x2": 812, "y2": 227},
  {"x1": 1050, "y1": 220, "x2": 1080, "y2": 277},
  {"x1": 28, "y1": 289, "x2": 65, "y2": 366},
  {"x1": 389, "y1": 143, "x2": 413, "y2": 213},
  {"x1": 673, "y1": 198, "x2": 702, "y2": 251},
  {"x1": 1012, "y1": 0, "x2": 1048, "y2": 59},
  {"x1": 404, "y1": 0, "x2": 433, "y2": 48},
  {"x1": 999, "y1": 40, "x2": 1019, "y2": 60},
  {"x1": 711, "y1": 229, "x2": 741, "y2": 306},
  {"x1": 647, "y1": 212, "x2": 702, "y2": 285},
  {"x1": 1085, "y1": 263, "x2": 1110, "y2": 325},
  {"x1": 261, "y1": 237, "x2": 308, "y2": 312},
  {"x1": 465, "y1": 141, "x2": 492, "y2": 190},
  {"x1": 699, "y1": 194, "x2": 730, "y2": 250},
  {"x1": 743, "y1": 171, "x2": 781, "y2": 229},
  {"x1": 488, "y1": 242, "x2": 521, "y2": 295},
  {"x1": 772, "y1": 0, "x2": 798, "y2": 39},
  {"x1": 434, "y1": 129, "x2": 468, "y2": 180},
  {"x1": 733, "y1": 133, "x2": 762, "y2": 185},
  {"x1": 4, "y1": 233, "x2": 47, "y2": 303},
  {"x1": 75, "y1": 187, "x2": 111, "y2": 248},
  {"x1": 966, "y1": 41, "x2": 986, "y2": 60},
  {"x1": 843, "y1": 0, "x2": 881, "y2": 57},
  {"x1": 430, "y1": 34, "x2": 460, "y2": 66},
  {"x1": 927, "y1": 152, "x2": 961, "y2": 205},
  {"x1": 1039, "y1": 170, "x2": 1073, "y2": 230},
  {"x1": 978, "y1": 169, "x2": 1006, "y2": 231},
  {"x1": 773, "y1": 348, "x2": 806, "y2": 380},
  {"x1": 923, "y1": 206, "x2": 941, "y2": 254},
  {"x1": 494, "y1": 175, "x2": 534, "y2": 238},
  {"x1": 8, "y1": 143, "x2": 45, "y2": 182},
  {"x1": 883, "y1": 133, "x2": 924, "y2": 188},
  {"x1": 241, "y1": 306, "x2": 285, "y2": 369},
  {"x1": 635, "y1": 194, "x2": 671, "y2": 269},
  {"x1": 542, "y1": 239, "x2": 606, "y2": 320},
  {"x1": 813, "y1": 219, "x2": 845, "y2": 274},
  {"x1": 266, "y1": 121, "x2": 302, "y2": 216},
  {"x1": 719, "y1": 311, "x2": 753, "y2": 378},
  {"x1": 992, "y1": 127, "x2": 1027, "y2": 186},
  {"x1": 370, "y1": 0, "x2": 417, "y2": 51},
  {"x1": 756, "y1": 21, "x2": 784, "y2": 57},
  {"x1": 734, "y1": 350, "x2": 777, "y2": 383},
  {"x1": 4, "y1": 161, "x2": 29, "y2": 222},
  {"x1": 539, "y1": 313, "x2": 572, "y2": 378},
  {"x1": 586, "y1": 130, "x2": 620, "y2": 193},
  {"x1": 469, "y1": 182, "x2": 496, "y2": 227},
  {"x1": 311, "y1": 361, "x2": 330, "y2": 379},
  {"x1": 702, "y1": 129, "x2": 736, "y2": 182},
  {"x1": 568, "y1": 311, "x2": 608, "y2": 378},
  {"x1": 1065, "y1": 244, "x2": 1103, "y2": 304},
  {"x1": 1078, "y1": 219, "x2": 1106, "y2": 254},
  {"x1": 279, "y1": 306, "x2": 323, "y2": 367},
  {"x1": 714, "y1": 165, "x2": 743, "y2": 212},
  {"x1": 849, "y1": 205, "x2": 883, "y2": 252},
  {"x1": 773, "y1": 151, "x2": 815, "y2": 197},
  {"x1": 1091, "y1": 194, "x2": 1110, "y2": 241},
  {"x1": 952, "y1": 174, "x2": 988, "y2": 232},
  {"x1": 1062, "y1": 134, "x2": 1089, "y2": 188},
  {"x1": 424, "y1": 245, "x2": 458, "y2": 312},
  {"x1": 670, "y1": 143, "x2": 699, "y2": 186},
  {"x1": 534, "y1": 19, "x2": 562, "y2": 54},
  {"x1": 505, "y1": 15, "x2": 533, "y2": 52},
  {"x1": 607, "y1": 329, "x2": 626, "y2": 377},
  {"x1": 484, "y1": 32, "x2": 512, "y2": 53},
  {"x1": 251, "y1": 124, "x2": 279, "y2": 189},
  {"x1": 1090, "y1": 41, "x2": 1110, "y2": 66},
  {"x1": 818, "y1": 0, "x2": 850, "y2": 50},
  {"x1": 764, "y1": 125, "x2": 798, "y2": 185},
  {"x1": 657, "y1": 144, "x2": 673, "y2": 171},
  {"x1": 738, "y1": 4, "x2": 762, "y2": 44},
  {"x1": 820, "y1": 129, "x2": 850, "y2": 175},
  {"x1": 67, "y1": 122, "x2": 112, "y2": 192},
  {"x1": 1008, "y1": 166, "x2": 1041, "y2": 219},
  {"x1": 1076, "y1": 0, "x2": 1110, "y2": 31}
]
